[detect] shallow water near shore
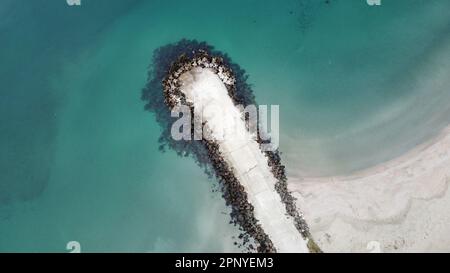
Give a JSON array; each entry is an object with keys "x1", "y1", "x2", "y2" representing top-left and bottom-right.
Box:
[{"x1": 1, "y1": 0, "x2": 450, "y2": 251}]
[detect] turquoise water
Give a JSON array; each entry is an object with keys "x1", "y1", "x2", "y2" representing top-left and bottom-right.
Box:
[{"x1": 1, "y1": 0, "x2": 449, "y2": 251}]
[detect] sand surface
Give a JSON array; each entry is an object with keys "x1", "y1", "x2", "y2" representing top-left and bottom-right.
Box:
[{"x1": 289, "y1": 126, "x2": 450, "y2": 252}]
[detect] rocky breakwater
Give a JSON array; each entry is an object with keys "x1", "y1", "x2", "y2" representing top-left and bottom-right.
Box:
[{"x1": 161, "y1": 49, "x2": 320, "y2": 253}]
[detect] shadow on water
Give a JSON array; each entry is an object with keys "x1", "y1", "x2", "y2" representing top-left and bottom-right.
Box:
[{"x1": 141, "y1": 39, "x2": 256, "y2": 178}]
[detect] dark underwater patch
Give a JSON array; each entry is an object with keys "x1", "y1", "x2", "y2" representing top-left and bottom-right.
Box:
[{"x1": 141, "y1": 39, "x2": 256, "y2": 177}]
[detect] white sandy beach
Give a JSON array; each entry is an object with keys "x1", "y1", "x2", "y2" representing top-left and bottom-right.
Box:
[
  {"x1": 289, "y1": 125, "x2": 450, "y2": 252},
  {"x1": 286, "y1": 24, "x2": 450, "y2": 252},
  {"x1": 178, "y1": 67, "x2": 310, "y2": 252}
]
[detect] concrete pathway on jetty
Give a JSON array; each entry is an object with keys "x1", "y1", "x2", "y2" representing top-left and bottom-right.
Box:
[{"x1": 178, "y1": 67, "x2": 309, "y2": 252}]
